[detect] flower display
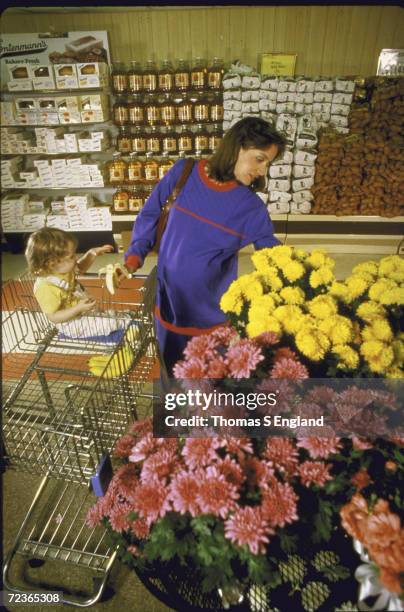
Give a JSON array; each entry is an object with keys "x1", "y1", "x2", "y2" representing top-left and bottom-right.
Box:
[{"x1": 220, "y1": 248, "x2": 404, "y2": 377}]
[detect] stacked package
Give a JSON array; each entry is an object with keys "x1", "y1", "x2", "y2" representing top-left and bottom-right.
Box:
[
  {"x1": 1, "y1": 127, "x2": 110, "y2": 155},
  {"x1": 1, "y1": 193, "x2": 46, "y2": 232},
  {"x1": 223, "y1": 72, "x2": 355, "y2": 215},
  {"x1": 311, "y1": 133, "x2": 345, "y2": 214}
]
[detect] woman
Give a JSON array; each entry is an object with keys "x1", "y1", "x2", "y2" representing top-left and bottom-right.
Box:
[{"x1": 125, "y1": 117, "x2": 286, "y2": 374}]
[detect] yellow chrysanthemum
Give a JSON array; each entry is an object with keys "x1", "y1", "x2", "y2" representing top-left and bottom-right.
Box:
[
  {"x1": 392, "y1": 340, "x2": 404, "y2": 365},
  {"x1": 305, "y1": 249, "x2": 328, "y2": 269},
  {"x1": 295, "y1": 326, "x2": 331, "y2": 361},
  {"x1": 332, "y1": 344, "x2": 360, "y2": 370},
  {"x1": 329, "y1": 281, "x2": 350, "y2": 301},
  {"x1": 251, "y1": 250, "x2": 272, "y2": 272},
  {"x1": 385, "y1": 366, "x2": 404, "y2": 378},
  {"x1": 220, "y1": 288, "x2": 244, "y2": 315},
  {"x1": 319, "y1": 315, "x2": 354, "y2": 345},
  {"x1": 360, "y1": 341, "x2": 394, "y2": 373},
  {"x1": 379, "y1": 287, "x2": 404, "y2": 306},
  {"x1": 273, "y1": 305, "x2": 304, "y2": 334},
  {"x1": 309, "y1": 266, "x2": 335, "y2": 289},
  {"x1": 362, "y1": 319, "x2": 393, "y2": 343},
  {"x1": 279, "y1": 286, "x2": 305, "y2": 305},
  {"x1": 267, "y1": 245, "x2": 293, "y2": 260},
  {"x1": 352, "y1": 261, "x2": 379, "y2": 278},
  {"x1": 344, "y1": 275, "x2": 371, "y2": 301},
  {"x1": 283, "y1": 260, "x2": 305, "y2": 282},
  {"x1": 307, "y1": 295, "x2": 338, "y2": 319},
  {"x1": 246, "y1": 316, "x2": 282, "y2": 338},
  {"x1": 260, "y1": 272, "x2": 283, "y2": 291},
  {"x1": 356, "y1": 301, "x2": 386, "y2": 322},
  {"x1": 248, "y1": 295, "x2": 277, "y2": 319},
  {"x1": 368, "y1": 279, "x2": 398, "y2": 302},
  {"x1": 378, "y1": 255, "x2": 404, "y2": 283},
  {"x1": 294, "y1": 248, "x2": 308, "y2": 260}
]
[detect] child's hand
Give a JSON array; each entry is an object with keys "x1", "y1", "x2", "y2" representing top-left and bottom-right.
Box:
[
  {"x1": 77, "y1": 297, "x2": 97, "y2": 314},
  {"x1": 92, "y1": 244, "x2": 114, "y2": 256}
]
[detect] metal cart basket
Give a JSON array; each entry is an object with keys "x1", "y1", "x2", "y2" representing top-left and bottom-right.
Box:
[{"x1": 2, "y1": 267, "x2": 158, "y2": 606}]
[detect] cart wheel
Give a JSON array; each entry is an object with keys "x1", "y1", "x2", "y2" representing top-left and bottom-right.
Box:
[
  {"x1": 93, "y1": 577, "x2": 115, "y2": 602},
  {"x1": 28, "y1": 558, "x2": 45, "y2": 568}
]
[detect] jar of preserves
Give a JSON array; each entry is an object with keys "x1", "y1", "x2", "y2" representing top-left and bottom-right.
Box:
[
  {"x1": 209, "y1": 91, "x2": 224, "y2": 122},
  {"x1": 158, "y1": 151, "x2": 175, "y2": 179},
  {"x1": 158, "y1": 59, "x2": 174, "y2": 92},
  {"x1": 128, "y1": 60, "x2": 143, "y2": 93},
  {"x1": 143, "y1": 59, "x2": 158, "y2": 93},
  {"x1": 174, "y1": 58, "x2": 190, "y2": 90},
  {"x1": 128, "y1": 94, "x2": 145, "y2": 125},
  {"x1": 194, "y1": 124, "x2": 210, "y2": 153},
  {"x1": 145, "y1": 93, "x2": 161, "y2": 126},
  {"x1": 128, "y1": 184, "x2": 145, "y2": 213},
  {"x1": 178, "y1": 125, "x2": 194, "y2": 155},
  {"x1": 117, "y1": 126, "x2": 132, "y2": 154},
  {"x1": 161, "y1": 126, "x2": 178, "y2": 155},
  {"x1": 209, "y1": 123, "x2": 223, "y2": 152},
  {"x1": 146, "y1": 126, "x2": 161, "y2": 154},
  {"x1": 113, "y1": 97, "x2": 129, "y2": 126},
  {"x1": 144, "y1": 152, "x2": 159, "y2": 182},
  {"x1": 159, "y1": 93, "x2": 176, "y2": 126},
  {"x1": 127, "y1": 152, "x2": 144, "y2": 183},
  {"x1": 176, "y1": 92, "x2": 193, "y2": 124},
  {"x1": 111, "y1": 62, "x2": 128, "y2": 94},
  {"x1": 207, "y1": 57, "x2": 224, "y2": 90},
  {"x1": 193, "y1": 91, "x2": 209, "y2": 123},
  {"x1": 131, "y1": 126, "x2": 147, "y2": 154},
  {"x1": 112, "y1": 186, "x2": 129, "y2": 213},
  {"x1": 107, "y1": 152, "x2": 127, "y2": 185},
  {"x1": 191, "y1": 57, "x2": 207, "y2": 90}
]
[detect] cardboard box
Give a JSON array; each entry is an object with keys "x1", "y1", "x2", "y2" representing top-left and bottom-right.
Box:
[
  {"x1": 30, "y1": 64, "x2": 56, "y2": 90},
  {"x1": 77, "y1": 62, "x2": 109, "y2": 88},
  {"x1": 7, "y1": 64, "x2": 32, "y2": 90},
  {"x1": 54, "y1": 64, "x2": 79, "y2": 89},
  {"x1": 37, "y1": 97, "x2": 57, "y2": 111}
]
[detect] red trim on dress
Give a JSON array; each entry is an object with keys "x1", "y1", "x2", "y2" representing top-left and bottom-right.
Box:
[
  {"x1": 198, "y1": 159, "x2": 238, "y2": 192},
  {"x1": 172, "y1": 204, "x2": 246, "y2": 238},
  {"x1": 155, "y1": 305, "x2": 228, "y2": 336},
  {"x1": 125, "y1": 254, "x2": 142, "y2": 271}
]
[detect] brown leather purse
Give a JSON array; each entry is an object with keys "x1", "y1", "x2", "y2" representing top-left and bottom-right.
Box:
[{"x1": 153, "y1": 157, "x2": 194, "y2": 253}]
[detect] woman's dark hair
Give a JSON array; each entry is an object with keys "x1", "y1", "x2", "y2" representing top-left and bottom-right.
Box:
[{"x1": 208, "y1": 117, "x2": 287, "y2": 191}]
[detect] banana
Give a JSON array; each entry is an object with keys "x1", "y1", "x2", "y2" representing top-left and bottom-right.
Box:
[
  {"x1": 88, "y1": 344, "x2": 134, "y2": 378},
  {"x1": 98, "y1": 263, "x2": 131, "y2": 295}
]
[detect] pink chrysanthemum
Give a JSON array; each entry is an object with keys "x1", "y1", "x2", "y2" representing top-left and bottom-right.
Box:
[
  {"x1": 256, "y1": 378, "x2": 295, "y2": 413},
  {"x1": 224, "y1": 506, "x2": 273, "y2": 555},
  {"x1": 141, "y1": 449, "x2": 180, "y2": 484},
  {"x1": 270, "y1": 357, "x2": 309, "y2": 380},
  {"x1": 254, "y1": 332, "x2": 280, "y2": 347},
  {"x1": 173, "y1": 357, "x2": 208, "y2": 379},
  {"x1": 108, "y1": 500, "x2": 133, "y2": 533},
  {"x1": 298, "y1": 461, "x2": 332, "y2": 487},
  {"x1": 216, "y1": 455, "x2": 245, "y2": 488},
  {"x1": 221, "y1": 437, "x2": 254, "y2": 459},
  {"x1": 132, "y1": 481, "x2": 171, "y2": 526},
  {"x1": 263, "y1": 438, "x2": 299, "y2": 478},
  {"x1": 209, "y1": 326, "x2": 238, "y2": 345},
  {"x1": 169, "y1": 470, "x2": 201, "y2": 517},
  {"x1": 183, "y1": 334, "x2": 218, "y2": 361},
  {"x1": 226, "y1": 340, "x2": 264, "y2": 379},
  {"x1": 114, "y1": 463, "x2": 139, "y2": 501},
  {"x1": 86, "y1": 501, "x2": 105, "y2": 528},
  {"x1": 273, "y1": 347, "x2": 299, "y2": 363},
  {"x1": 241, "y1": 456, "x2": 275, "y2": 490},
  {"x1": 182, "y1": 438, "x2": 220, "y2": 470},
  {"x1": 196, "y1": 466, "x2": 239, "y2": 518},
  {"x1": 297, "y1": 436, "x2": 342, "y2": 459},
  {"x1": 114, "y1": 434, "x2": 136, "y2": 458},
  {"x1": 306, "y1": 386, "x2": 338, "y2": 407},
  {"x1": 206, "y1": 356, "x2": 228, "y2": 378},
  {"x1": 129, "y1": 432, "x2": 164, "y2": 463},
  {"x1": 128, "y1": 417, "x2": 153, "y2": 437},
  {"x1": 130, "y1": 517, "x2": 150, "y2": 540},
  {"x1": 261, "y1": 481, "x2": 299, "y2": 528}
]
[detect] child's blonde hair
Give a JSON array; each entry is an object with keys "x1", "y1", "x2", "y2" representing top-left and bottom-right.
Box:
[{"x1": 25, "y1": 228, "x2": 78, "y2": 276}]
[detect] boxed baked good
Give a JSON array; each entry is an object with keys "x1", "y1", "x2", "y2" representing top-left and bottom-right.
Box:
[
  {"x1": 77, "y1": 62, "x2": 109, "y2": 88},
  {"x1": 65, "y1": 35, "x2": 104, "y2": 54},
  {"x1": 30, "y1": 65, "x2": 55, "y2": 90},
  {"x1": 7, "y1": 64, "x2": 32, "y2": 91},
  {"x1": 54, "y1": 64, "x2": 79, "y2": 89}
]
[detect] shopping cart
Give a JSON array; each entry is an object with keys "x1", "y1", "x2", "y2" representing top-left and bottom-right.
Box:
[{"x1": 2, "y1": 266, "x2": 159, "y2": 606}]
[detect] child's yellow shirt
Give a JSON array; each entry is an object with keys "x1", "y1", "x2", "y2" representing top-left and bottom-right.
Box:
[{"x1": 34, "y1": 272, "x2": 85, "y2": 315}]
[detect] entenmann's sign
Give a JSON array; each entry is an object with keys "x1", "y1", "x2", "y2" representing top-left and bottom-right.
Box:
[{"x1": 0, "y1": 41, "x2": 48, "y2": 58}]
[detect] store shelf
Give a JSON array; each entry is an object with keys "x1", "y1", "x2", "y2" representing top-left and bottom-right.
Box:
[
  {"x1": 287, "y1": 214, "x2": 404, "y2": 223},
  {"x1": 1, "y1": 88, "x2": 110, "y2": 95},
  {"x1": 111, "y1": 214, "x2": 137, "y2": 222},
  {"x1": 1, "y1": 149, "x2": 114, "y2": 156},
  {"x1": 1, "y1": 121, "x2": 110, "y2": 127}
]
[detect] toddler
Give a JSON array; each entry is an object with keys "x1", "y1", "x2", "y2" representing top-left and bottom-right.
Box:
[{"x1": 25, "y1": 227, "x2": 129, "y2": 340}]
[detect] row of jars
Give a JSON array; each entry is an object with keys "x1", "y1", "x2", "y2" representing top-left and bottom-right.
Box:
[
  {"x1": 111, "y1": 58, "x2": 225, "y2": 94},
  {"x1": 116, "y1": 124, "x2": 223, "y2": 156},
  {"x1": 112, "y1": 91, "x2": 224, "y2": 126},
  {"x1": 112, "y1": 184, "x2": 153, "y2": 214}
]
